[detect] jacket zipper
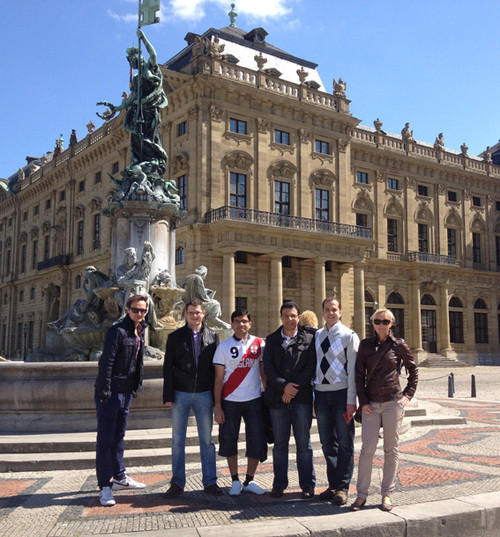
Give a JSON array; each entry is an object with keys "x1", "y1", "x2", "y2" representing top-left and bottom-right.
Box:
[{"x1": 192, "y1": 330, "x2": 198, "y2": 393}]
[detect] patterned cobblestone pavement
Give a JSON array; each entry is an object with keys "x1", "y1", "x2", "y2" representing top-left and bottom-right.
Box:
[{"x1": 0, "y1": 397, "x2": 499, "y2": 537}]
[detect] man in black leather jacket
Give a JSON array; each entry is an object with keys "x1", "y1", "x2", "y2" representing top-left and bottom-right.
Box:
[
  {"x1": 163, "y1": 299, "x2": 222, "y2": 497},
  {"x1": 94, "y1": 294, "x2": 148, "y2": 507}
]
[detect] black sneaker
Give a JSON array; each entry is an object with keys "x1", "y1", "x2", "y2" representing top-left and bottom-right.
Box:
[
  {"x1": 271, "y1": 486, "x2": 284, "y2": 498},
  {"x1": 204, "y1": 484, "x2": 223, "y2": 495},
  {"x1": 301, "y1": 490, "x2": 315, "y2": 499},
  {"x1": 319, "y1": 488, "x2": 334, "y2": 501},
  {"x1": 164, "y1": 483, "x2": 183, "y2": 498}
]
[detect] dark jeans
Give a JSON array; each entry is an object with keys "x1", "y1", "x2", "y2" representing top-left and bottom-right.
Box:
[
  {"x1": 314, "y1": 388, "x2": 355, "y2": 491},
  {"x1": 95, "y1": 390, "x2": 132, "y2": 489},
  {"x1": 269, "y1": 402, "x2": 316, "y2": 492}
]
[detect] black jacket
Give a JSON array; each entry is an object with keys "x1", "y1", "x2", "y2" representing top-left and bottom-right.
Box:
[
  {"x1": 162, "y1": 323, "x2": 219, "y2": 403},
  {"x1": 95, "y1": 315, "x2": 145, "y2": 402},
  {"x1": 263, "y1": 325, "x2": 316, "y2": 407}
]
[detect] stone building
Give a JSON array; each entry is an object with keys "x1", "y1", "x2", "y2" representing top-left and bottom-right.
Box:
[{"x1": 1, "y1": 20, "x2": 499, "y2": 364}]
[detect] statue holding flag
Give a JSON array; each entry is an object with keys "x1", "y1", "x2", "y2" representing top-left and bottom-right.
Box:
[{"x1": 97, "y1": 1, "x2": 178, "y2": 205}]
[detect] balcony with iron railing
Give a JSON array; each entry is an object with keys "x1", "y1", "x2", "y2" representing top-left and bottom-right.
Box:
[
  {"x1": 407, "y1": 251, "x2": 456, "y2": 265},
  {"x1": 204, "y1": 206, "x2": 372, "y2": 240},
  {"x1": 37, "y1": 254, "x2": 73, "y2": 271}
]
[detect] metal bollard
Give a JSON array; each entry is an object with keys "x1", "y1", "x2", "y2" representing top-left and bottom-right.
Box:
[
  {"x1": 448, "y1": 375, "x2": 454, "y2": 398},
  {"x1": 471, "y1": 374, "x2": 476, "y2": 398},
  {"x1": 450, "y1": 372, "x2": 455, "y2": 394}
]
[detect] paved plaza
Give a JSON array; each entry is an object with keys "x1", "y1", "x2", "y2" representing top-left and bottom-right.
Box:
[{"x1": 0, "y1": 367, "x2": 499, "y2": 537}]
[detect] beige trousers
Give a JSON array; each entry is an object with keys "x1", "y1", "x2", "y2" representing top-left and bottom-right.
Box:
[{"x1": 356, "y1": 399, "x2": 405, "y2": 498}]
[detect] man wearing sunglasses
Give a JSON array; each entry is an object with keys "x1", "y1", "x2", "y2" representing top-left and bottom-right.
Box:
[{"x1": 94, "y1": 294, "x2": 149, "y2": 506}]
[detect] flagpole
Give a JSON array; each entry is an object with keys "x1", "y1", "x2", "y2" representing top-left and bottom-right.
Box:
[{"x1": 137, "y1": 0, "x2": 144, "y2": 164}]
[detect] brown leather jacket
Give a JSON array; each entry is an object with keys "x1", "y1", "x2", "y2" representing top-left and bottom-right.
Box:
[{"x1": 355, "y1": 333, "x2": 418, "y2": 407}]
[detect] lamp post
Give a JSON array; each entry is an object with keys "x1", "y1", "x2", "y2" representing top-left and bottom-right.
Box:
[{"x1": 22, "y1": 323, "x2": 28, "y2": 362}]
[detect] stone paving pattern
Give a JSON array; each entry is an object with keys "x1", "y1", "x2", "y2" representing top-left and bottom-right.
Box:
[{"x1": 0, "y1": 367, "x2": 499, "y2": 536}]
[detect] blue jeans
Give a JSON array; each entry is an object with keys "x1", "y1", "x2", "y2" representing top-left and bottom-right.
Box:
[
  {"x1": 171, "y1": 390, "x2": 217, "y2": 489},
  {"x1": 269, "y1": 402, "x2": 316, "y2": 492},
  {"x1": 314, "y1": 389, "x2": 355, "y2": 491},
  {"x1": 95, "y1": 390, "x2": 132, "y2": 489}
]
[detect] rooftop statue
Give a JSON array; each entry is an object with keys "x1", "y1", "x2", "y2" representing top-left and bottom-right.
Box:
[{"x1": 401, "y1": 122, "x2": 415, "y2": 143}]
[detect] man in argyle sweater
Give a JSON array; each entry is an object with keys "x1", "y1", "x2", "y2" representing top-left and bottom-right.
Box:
[{"x1": 314, "y1": 297, "x2": 360, "y2": 505}]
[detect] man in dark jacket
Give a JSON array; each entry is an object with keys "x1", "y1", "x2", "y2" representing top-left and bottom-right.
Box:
[
  {"x1": 163, "y1": 299, "x2": 222, "y2": 497},
  {"x1": 263, "y1": 301, "x2": 316, "y2": 499},
  {"x1": 94, "y1": 294, "x2": 148, "y2": 507}
]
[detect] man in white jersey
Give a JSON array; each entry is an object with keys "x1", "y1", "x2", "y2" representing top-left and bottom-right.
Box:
[{"x1": 213, "y1": 308, "x2": 267, "y2": 496}]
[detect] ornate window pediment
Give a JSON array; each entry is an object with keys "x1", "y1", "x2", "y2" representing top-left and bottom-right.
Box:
[
  {"x1": 268, "y1": 160, "x2": 297, "y2": 182},
  {"x1": 470, "y1": 215, "x2": 486, "y2": 233},
  {"x1": 89, "y1": 197, "x2": 102, "y2": 212},
  {"x1": 171, "y1": 152, "x2": 189, "y2": 174},
  {"x1": 415, "y1": 202, "x2": 434, "y2": 225},
  {"x1": 20, "y1": 231, "x2": 27, "y2": 243},
  {"x1": 41, "y1": 221, "x2": 51, "y2": 234},
  {"x1": 74, "y1": 204, "x2": 86, "y2": 219},
  {"x1": 384, "y1": 196, "x2": 405, "y2": 218},
  {"x1": 30, "y1": 226, "x2": 39, "y2": 239},
  {"x1": 353, "y1": 190, "x2": 374, "y2": 212},
  {"x1": 309, "y1": 169, "x2": 335, "y2": 189},
  {"x1": 223, "y1": 150, "x2": 254, "y2": 172},
  {"x1": 444, "y1": 209, "x2": 462, "y2": 229}
]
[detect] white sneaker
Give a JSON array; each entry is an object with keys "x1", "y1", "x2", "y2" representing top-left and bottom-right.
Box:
[
  {"x1": 112, "y1": 475, "x2": 146, "y2": 490},
  {"x1": 243, "y1": 481, "x2": 266, "y2": 495},
  {"x1": 99, "y1": 486, "x2": 115, "y2": 506},
  {"x1": 228, "y1": 480, "x2": 243, "y2": 496}
]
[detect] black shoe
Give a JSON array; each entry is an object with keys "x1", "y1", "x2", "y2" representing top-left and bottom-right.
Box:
[
  {"x1": 301, "y1": 490, "x2": 315, "y2": 499},
  {"x1": 271, "y1": 486, "x2": 284, "y2": 498},
  {"x1": 319, "y1": 488, "x2": 334, "y2": 501},
  {"x1": 332, "y1": 490, "x2": 348, "y2": 506},
  {"x1": 164, "y1": 483, "x2": 183, "y2": 498},
  {"x1": 204, "y1": 483, "x2": 223, "y2": 495}
]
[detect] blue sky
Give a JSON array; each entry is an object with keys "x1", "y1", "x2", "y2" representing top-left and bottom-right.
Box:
[{"x1": 2, "y1": 0, "x2": 498, "y2": 178}]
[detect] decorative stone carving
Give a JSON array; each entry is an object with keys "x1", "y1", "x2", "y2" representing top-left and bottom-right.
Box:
[
  {"x1": 256, "y1": 117, "x2": 271, "y2": 134},
  {"x1": 337, "y1": 139, "x2": 349, "y2": 153},
  {"x1": 373, "y1": 118, "x2": 383, "y2": 132},
  {"x1": 405, "y1": 176, "x2": 414, "y2": 188},
  {"x1": 460, "y1": 142, "x2": 468, "y2": 157},
  {"x1": 254, "y1": 52, "x2": 267, "y2": 70},
  {"x1": 434, "y1": 133, "x2": 444, "y2": 150},
  {"x1": 437, "y1": 184, "x2": 445, "y2": 195},
  {"x1": 74, "y1": 205, "x2": 86, "y2": 219},
  {"x1": 376, "y1": 170, "x2": 384, "y2": 183},
  {"x1": 415, "y1": 203, "x2": 434, "y2": 224},
  {"x1": 310, "y1": 169, "x2": 335, "y2": 188},
  {"x1": 88, "y1": 197, "x2": 101, "y2": 212},
  {"x1": 20, "y1": 231, "x2": 28, "y2": 243},
  {"x1": 483, "y1": 146, "x2": 492, "y2": 163},
  {"x1": 223, "y1": 150, "x2": 254, "y2": 171},
  {"x1": 299, "y1": 128, "x2": 311, "y2": 143},
  {"x1": 209, "y1": 105, "x2": 224, "y2": 121},
  {"x1": 385, "y1": 197, "x2": 404, "y2": 217},
  {"x1": 445, "y1": 209, "x2": 462, "y2": 228},
  {"x1": 30, "y1": 226, "x2": 39, "y2": 239},
  {"x1": 171, "y1": 152, "x2": 189, "y2": 173},
  {"x1": 401, "y1": 123, "x2": 415, "y2": 143},
  {"x1": 5, "y1": 237, "x2": 12, "y2": 248},
  {"x1": 422, "y1": 280, "x2": 438, "y2": 293},
  {"x1": 470, "y1": 216, "x2": 485, "y2": 233},
  {"x1": 41, "y1": 221, "x2": 52, "y2": 234},
  {"x1": 188, "y1": 105, "x2": 199, "y2": 120},
  {"x1": 332, "y1": 77, "x2": 347, "y2": 97},
  {"x1": 354, "y1": 190, "x2": 374, "y2": 212},
  {"x1": 86, "y1": 121, "x2": 95, "y2": 134},
  {"x1": 297, "y1": 67, "x2": 308, "y2": 84},
  {"x1": 269, "y1": 160, "x2": 297, "y2": 181},
  {"x1": 463, "y1": 190, "x2": 471, "y2": 201}
]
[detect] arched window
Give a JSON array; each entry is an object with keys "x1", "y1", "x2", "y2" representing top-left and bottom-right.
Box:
[
  {"x1": 421, "y1": 294, "x2": 436, "y2": 306},
  {"x1": 30, "y1": 286, "x2": 35, "y2": 300},
  {"x1": 75, "y1": 274, "x2": 81, "y2": 289},
  {"x1": 387, "y1": 292, "x2": 405, "y2": 338},
  {"x1": 19, "y1": 289, "x2": 24, "y2": 302},
  {"x1": 387, "y1": 292, "x2": 404, "y2": 304},
  {"x1": 449, "y1": 296, "x2": 464, "y2": 343},
  {"x1": 474, "y1": 298, "x2": 488, "y2": 343},
  {"x1": 364, "y1": 290, "x2": 374, "y2": 338},
  {"x1": 364, "y1": 290, "x2": 373, "y2": 302},
  {"x1": 175, "y1": 247, "x2": 184, "y2": 265}
]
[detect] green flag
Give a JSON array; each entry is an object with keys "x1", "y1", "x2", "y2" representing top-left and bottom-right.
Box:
[{"x1": 139, "y1": 0, "x2": 161, "y2": 26}]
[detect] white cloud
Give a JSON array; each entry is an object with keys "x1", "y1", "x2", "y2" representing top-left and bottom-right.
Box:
[
  {"x1": 107, "y1": 9, "x2": 137, "y2": 23},
  {"x1": 168, "y1": 0, "x2": 292, "y2": 20}
]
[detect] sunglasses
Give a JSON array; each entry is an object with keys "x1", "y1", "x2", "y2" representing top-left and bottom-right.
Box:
[
  {"x1": 373, "y1": 319, "x2": 391, "y2": 325},
  {"x1": 130, "y1": 307, "x2": 147, "y2": 314}
]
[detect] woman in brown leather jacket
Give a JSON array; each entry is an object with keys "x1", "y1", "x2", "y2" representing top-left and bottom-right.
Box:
[{"x1": 350, "y1": 308, "x2": 418, "y2": 512}]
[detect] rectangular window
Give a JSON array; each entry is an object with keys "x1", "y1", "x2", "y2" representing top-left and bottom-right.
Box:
[
  {"x1": 93, "y1": 214, "x2": 100, "y2": 250},
  {"x1": 472, "y1": 233, "x2": 481, "y2": 263},
  {"x1": 274, "y1": 129, "x2": 290, "y2": 145},
  {"x1": 22, "y1": 211, "x2": 28, "y2": 221},
  {"x1": 315, "y1": 189, "x2": 329, "y2": 221},
  {"x1": 5, "y1": 250, "x2": 10, "y2": 276},
  {"x1": 448, "y1": 191, "x2": 457, "y2": 202},
  {"x1": 112, "y1": 162, "x2": 119, "y2": 174},
  {"x1": 387, "y1": 177, "x2": 399, "y2": 190},
  {"x1": 472, "y1": 196, "x2": 481, "y2": 207},
  {"x1": 20, "y1": 244, "x2": 26, "y2": 273},
  {"x1": 392, "y1": 308, "x2": 404, "y2": 339},
  {"x1": 46, "y1": 199, "x2": 51, "y2": 210},
  {"x1": 94, "y1": 171, "x2": 101, "y2": 184},
  {"x1": 356, "y1": 171, "x2": 368, "y2": 184},
  {"x1": 418, "y1": 184, "x2": 428, "y2": 197},
  {"x1": 315, "y1": 139, "x2": 329, "y2": 154},
  {"x1": 235, "y1": 251, "x2": 248, "y2": 264},
  {"x1": 44, "y1": 235, "x2": 50, "y2": 260},
  {"x1": 8, "y1": 218, "x2": 12, "y2": 227},
  {"x1": 78, "y1": 180, "x2": 85, "y2": 192},
  {"x1": 356, "y1": 213, "x2": 367, "y2": 228},
  {"x1": 1, "y1": 324, "x2": 6, "y2": 352},
  {"x1": 175, "y1": 247, "x2": 184, "y2": 265},
  {"x1": 447, "y1": 228, "x2": 457, "y2": 258},
  {"x1": 387, "y1": 218, "x2": 398, "y2": 252},
  {"x1": 282, "y1": 256, "x2": 292, "y2": 268},
  {"x1": 229, "y1": 118, "x2": 247, "y2": 134},
  {"x1": 474, "y1": 313, "x2": 488, "y2": 343},
  {"x1": 77, "y1": 221, "x2": 84, "y2": 255},
  {"x1": 34, "y1": 205, "x2": 39, "y2": 216},
  {"x1": 28, "y1": 320, "x2": 34, "y2": 350},
  {"x1": 178, "y1": 174, "x2": 187, "y2": 211},
  {"x1": 230, "y1": 172, "x2": 247, "y2": 208},
  {"x1": 177, "y1": 121, "x2": 187, "y2": 136},
  {"x1": 496, "y1": 201, "x2": 500, "y2": 211},
  {"x1": 60, "y1": 190, "x2": 66, "y2": 202},
  {"x1": 449, "y1": 311, "x2": 464, "y2": 343},
  {"x1": 418, "y1": 223, "x2": 428, "y2": 253},
  {"x1": 274, "y1": 181, "x2": 290, "y2": 215},
  {"x1": 32, "y1": 240, "x2": 38, "y2": 269},
  {"x1": 496, "y1": 236, "x2": 500, "y2": 266}
]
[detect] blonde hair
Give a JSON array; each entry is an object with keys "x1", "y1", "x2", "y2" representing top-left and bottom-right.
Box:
[
  {"x1": 299, "y1": 310, "x2": 318, "y2": 328},
  {"x1": 370, "y1": 308, "x2": 395, "y2": 324}
]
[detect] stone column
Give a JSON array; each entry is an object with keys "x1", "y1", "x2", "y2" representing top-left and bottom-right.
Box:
[
  {"x1": 439, "y1": 284, "x2": 451, "y2": 355},
  {"x1": 409, "y1": 279, "x2": 423, "y2": 352},
  {"x1": 269, "y1": 255, "x2": 283, "y2": 331},
  {"x1": 464, "y1": 286, "x2": 475, "y2": 354},
  {"x1": 313, "y1": 259, "x2": 326, "y2": 320},
  {"x1": 354, "y1": 263, "x2": 365, "y2": 338},
  {"x1": 222, "y1": 252, "x2": 235, "y2": 323},
  {"x1": 339, "y1": 263, "x2": 354, "y2": 329},
  {"x1": 256, "y1": 256, "x2": 270, "y2": 337}
]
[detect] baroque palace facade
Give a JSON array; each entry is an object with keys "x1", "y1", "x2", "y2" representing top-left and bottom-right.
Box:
[{"x1": 1, "y1": 22, "x2": 499, "y2": 363}]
